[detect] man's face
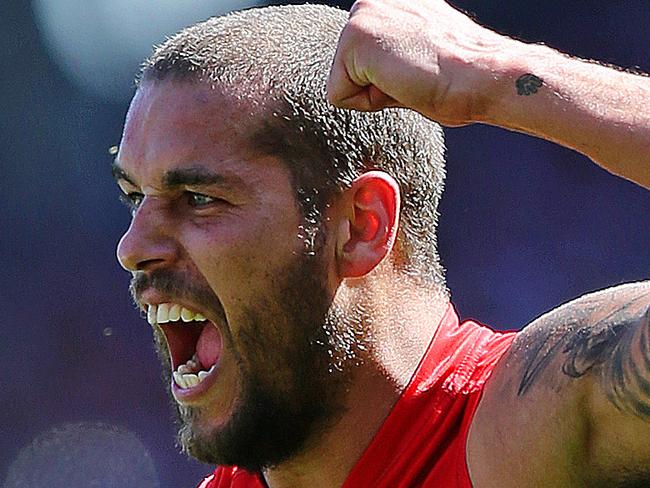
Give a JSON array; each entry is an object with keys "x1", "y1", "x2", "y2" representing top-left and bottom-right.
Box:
[{"x1": 115, "y1": 81, "x2": 359, "y2": 470}]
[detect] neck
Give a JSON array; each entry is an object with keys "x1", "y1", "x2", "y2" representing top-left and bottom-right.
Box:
[{"x1": 264, "y1": 279, "x2": 449, "y2": 488}]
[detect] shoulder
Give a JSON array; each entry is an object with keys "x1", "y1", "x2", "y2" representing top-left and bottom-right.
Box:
[
  {"x1": 422, "y1": 308, "x2": 516, "y2": 393},
  {"x1": 510, "y1": 281, "x2": 650, "y2": 397},
  {"x1": 467, "y1": 281, "x2": 650, "y2": 487},
  {"x1": 509, "y1": 281, "x2": 650, "y2": 405}
]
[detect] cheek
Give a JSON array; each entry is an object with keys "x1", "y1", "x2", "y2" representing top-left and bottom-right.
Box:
[{"x1": 181, "y1": 217, "x2": 304, "y2": 305}]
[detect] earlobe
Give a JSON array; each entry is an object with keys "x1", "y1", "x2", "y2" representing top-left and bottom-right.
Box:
[{"x1": 337, "y1": 171, "x2": 400, "y2": 278}]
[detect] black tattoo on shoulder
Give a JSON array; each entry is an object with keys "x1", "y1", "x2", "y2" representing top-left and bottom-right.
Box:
[
  {"x1": 516, "y1": 284, "x2": 650, "y2": 419},
  {"x1": 515, "y1": 73, "x2": 543, "y2": 96}
]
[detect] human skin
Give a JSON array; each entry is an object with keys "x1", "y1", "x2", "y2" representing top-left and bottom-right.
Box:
[
  {"x1": 114, "y1": 80, "x2": 445, "y2": 487},
  {"x1": 115, "y1": 82, "x2": 308, "y2": 430},
  {"x1": 328, "y1": 0, "x2": 650, "y2": 485},
  {"x1": 328, "y1": 0, "x2": 650, "y2": 188},
  {"x1": 113, "y1": 1, "x2": 650, "y2": 485}
]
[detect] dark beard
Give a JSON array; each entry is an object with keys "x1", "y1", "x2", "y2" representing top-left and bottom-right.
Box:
[{"x1": 142, "y1": 252, "x2": 366, "y2": 472}]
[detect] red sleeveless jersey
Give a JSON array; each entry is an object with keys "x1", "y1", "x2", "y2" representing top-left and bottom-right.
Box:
[{"x1": 198, "y1": 304, "x2": 516, "y2": 488}]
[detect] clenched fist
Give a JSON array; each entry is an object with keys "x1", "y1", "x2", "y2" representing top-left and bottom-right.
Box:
[{"x1": 327, "y1": 0, "x2": 513, "y2": 126}]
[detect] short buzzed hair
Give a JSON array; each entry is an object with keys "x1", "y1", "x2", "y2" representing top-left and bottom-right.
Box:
[{"x1": 139, "y1": 4, "x2": 447, "y2": 288}]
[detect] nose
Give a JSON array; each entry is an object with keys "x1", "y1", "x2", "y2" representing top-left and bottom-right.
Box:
[{"x1": 117, "y1": 200, "x2": 178, "y2": 272}]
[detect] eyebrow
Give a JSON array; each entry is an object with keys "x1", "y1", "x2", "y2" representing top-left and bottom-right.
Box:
[
  {"x1": 111, "y1": 161, "x2": 241, "y2": 191},
  {"x1": 162, "y1": 167, "x2": 235, "y2": 190}
]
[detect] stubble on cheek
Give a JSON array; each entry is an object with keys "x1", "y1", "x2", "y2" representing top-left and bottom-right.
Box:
[{"x1": 145, "y1": 229, "x2": 370, "y2": 470}]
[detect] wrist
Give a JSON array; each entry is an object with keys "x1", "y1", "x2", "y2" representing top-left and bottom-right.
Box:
[
  {"x1": 472, "y1": 37, "x2": 551, "y2": 127},
  {"x1": 474, "y1": 40, "x2": 554, "y2": 126}
]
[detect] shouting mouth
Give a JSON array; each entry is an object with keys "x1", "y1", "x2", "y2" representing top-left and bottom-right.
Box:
[{"x1": 146, "y1": 303, "x2": 223, "y2": 403}]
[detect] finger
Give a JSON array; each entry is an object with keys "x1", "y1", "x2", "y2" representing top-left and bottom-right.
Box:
[
  {"x1": 367, "y1": 85, "x2": 402, "y2": 110},
  {"x1": 327, "y1": 48, "x2": 368, "y2": 107},
  {"x1": 331, "y1": 84, "x2": 402, "y2": 112}
]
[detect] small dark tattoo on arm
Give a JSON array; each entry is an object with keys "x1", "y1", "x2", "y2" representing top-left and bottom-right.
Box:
[
  {"x1": 515, "y1": 73, "x2": 543, "y2": 96},
  {"x1": 517, "y1": 284, "x2": 650, "y2": 420}
]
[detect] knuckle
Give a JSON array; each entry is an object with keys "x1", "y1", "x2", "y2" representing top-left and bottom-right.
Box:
[{"x1": 349, "y1": 0, "x2": 372, "y2": 14}]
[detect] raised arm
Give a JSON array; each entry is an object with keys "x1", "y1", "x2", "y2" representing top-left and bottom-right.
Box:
[{"x1": 327, "y1": 0, "x2": 650, "y2": 188}]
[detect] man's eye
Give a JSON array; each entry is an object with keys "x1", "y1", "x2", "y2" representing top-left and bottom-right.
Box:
[
  {"x1": 119, "y1": 192, "x2": 144, "y2": 212},
  {"x1": 187, "y1": 192, "x2": 217, "y2": 207}
]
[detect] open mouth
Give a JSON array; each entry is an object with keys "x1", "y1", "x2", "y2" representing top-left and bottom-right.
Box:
[{"x1": 147, "y1": 303, "x2": 222, "y2": 391}]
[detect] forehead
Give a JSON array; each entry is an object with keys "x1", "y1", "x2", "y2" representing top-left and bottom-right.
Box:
[{"x1": 118, "y1": 81, "x2": 269, "y2": 183}]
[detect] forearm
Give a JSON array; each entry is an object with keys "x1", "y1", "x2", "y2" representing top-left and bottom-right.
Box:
[
  {"x1": 478, "y1": 41, "x2": 650, "y2": 188},
  {"x1": 329, "y1": 0, "x2": 650, "y2": 188}
]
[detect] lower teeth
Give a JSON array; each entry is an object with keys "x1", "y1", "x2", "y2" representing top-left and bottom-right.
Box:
[{"x1": 173, "y1": 356, "x2": 215, "y2": 389}]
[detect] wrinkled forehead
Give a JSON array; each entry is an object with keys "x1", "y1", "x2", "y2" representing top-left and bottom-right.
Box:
[
  {"x1": 116, "y1": 79, "x2": 293, "y2": 192},
  {"x1": 121, "y1": 79, "x2": 278, "y2": 164}
]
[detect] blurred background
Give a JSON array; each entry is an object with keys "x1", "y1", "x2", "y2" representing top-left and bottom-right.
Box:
[{"x1": 1, "y1": 0, "x2": 648, "y2": 486}]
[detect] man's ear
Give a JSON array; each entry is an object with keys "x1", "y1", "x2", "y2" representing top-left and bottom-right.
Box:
[{"x1": 336, "y1": 171, "x2": 401, "y2": 278}]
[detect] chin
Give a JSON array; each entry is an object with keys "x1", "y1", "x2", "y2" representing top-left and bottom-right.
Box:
[
  {"x1": 175, "y1": 378, "x2": 336, "y2": 471},
  {"x1": 176, "y1": 411, "x2": 227, "y2": 465},
  {"x1": 175, "y1": 402, "x2": 237, "y2": 462}
]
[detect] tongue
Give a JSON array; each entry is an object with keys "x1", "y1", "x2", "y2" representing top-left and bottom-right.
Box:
[{"x1": 196, "y1": 324, "x2": 222, "y2": 370}]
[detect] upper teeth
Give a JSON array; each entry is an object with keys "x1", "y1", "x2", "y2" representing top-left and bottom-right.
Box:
[{"x1": 146, "y1": 303, "x2": 207, "y2": 325}]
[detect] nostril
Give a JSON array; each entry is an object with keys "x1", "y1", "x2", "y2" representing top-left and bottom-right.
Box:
[
  {"x1": 135, "y1": 258, "x2": 169, "y2": 272},
  {"x1": 118, "y1": 240, "x2": 177, "y2": 271}
]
